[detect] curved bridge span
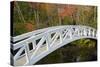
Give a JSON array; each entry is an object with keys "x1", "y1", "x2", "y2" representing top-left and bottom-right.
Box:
[{"x1": 11, "y1": 25, "x2": 97, "y2": 66}]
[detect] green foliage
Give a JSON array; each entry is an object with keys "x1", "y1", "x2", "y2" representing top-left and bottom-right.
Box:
[
  {"x1": 12, "y1": 2, "x2": 97, "y2": 64},
  {"x1": 62, "y1": 16, "x2": 73, "y2": 25},
  {"x1": 13, "y1": 23, "x2": 27, "y2": 36},
  {"x1": 12, "y1": 2, "x2": 97, "y2": 36},
  {"x1": 71, "y1": 39, "x2": 96, "y2": 47}
]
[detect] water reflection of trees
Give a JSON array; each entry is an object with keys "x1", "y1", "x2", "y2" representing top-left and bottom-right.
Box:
[{"x1": 36, "y1": 39, "x2": 97, "y2": 64}]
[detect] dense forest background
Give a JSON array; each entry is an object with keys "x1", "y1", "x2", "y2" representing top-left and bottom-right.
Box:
[
  {"x1": 11, "y1": 1, "x2": 97, "y2": 64},
  {"x1": 12, "y1": 1, "x2": 97, "y2": 36}
]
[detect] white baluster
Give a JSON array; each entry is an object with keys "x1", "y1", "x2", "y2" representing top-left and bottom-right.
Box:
[
  {"x1": 46, "y1": 33, "x2": 51, "y2": 50},
  {"x1": 24, "y1": 43, "x2": 30, "y2": 65},
  {"x1": 32, "y1": 41, "x2": 36, "y2": 50},
  {"x1": 58, "y1": 30, "x2": 63, "y2": 43},
  {"x1": 88, "y1": 28, "x2": 91, "y2": 36}
]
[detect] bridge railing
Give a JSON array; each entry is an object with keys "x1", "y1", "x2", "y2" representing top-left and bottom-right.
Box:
[
  {"x1": 12, "y1": 26, "x2": 68, "y2": 43},
  {"x1": 11, "y1": 25, "x2": 97, "y2": 65}
]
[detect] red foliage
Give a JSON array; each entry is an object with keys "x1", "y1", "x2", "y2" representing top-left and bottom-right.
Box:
[{"x1": 58, "y1": 5, "x2": 77, "y2": 18}]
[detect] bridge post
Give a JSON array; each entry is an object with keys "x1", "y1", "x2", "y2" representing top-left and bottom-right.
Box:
[
  {"x1": 69, "y1": 30, "x2": 73, "y2": 39},
  {"x1": 88, "y1": 28, "x2": 91, "y2": 36},
  {"x1": 75, "y1": 28, "x2": 80, "y2": 37},
  {"x1": 32, "y1": 41, "x2": 36, "y2": 50},
  {"x1": 80, "y1": 29, "x2": 85, "y2": 36},
  {"x1": 58, "y1": 30, "x2": 63, "y2": 43},
  {"x1": 46, "y1": 33, "x2": 51, "y2": 50},
  {"x1": 93, "y1": 29, "x2": 97, "y2": 37},
  {"x1": 24, "y1": 43, "x2": 30, "y2": 65},
  {"x1": 83, "y1": 28, "x2": 88, "y2": 36}
]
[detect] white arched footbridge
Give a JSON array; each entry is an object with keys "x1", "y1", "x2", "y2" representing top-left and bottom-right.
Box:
[{"x1": 11, "y1": 25, "x2": 97, "y2": 66}]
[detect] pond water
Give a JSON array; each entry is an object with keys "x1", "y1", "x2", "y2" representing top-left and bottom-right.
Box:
[{"x1": 35, "y1": 39, "x2": 97, "y2": 65}]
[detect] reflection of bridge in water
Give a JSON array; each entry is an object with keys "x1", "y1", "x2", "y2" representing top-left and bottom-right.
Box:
[{"x1": 11, "y1": 25, "x2": 97, "y2": 66}]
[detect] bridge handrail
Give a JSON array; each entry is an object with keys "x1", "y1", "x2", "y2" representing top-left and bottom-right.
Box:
[
  {"x1": 12, "y1": 25, "x2": 96, "y2": 42},
  {"x1": 12, "y1": 26, "x2": 69, "y2": 43},
  {"x1": 12, "y1": 25, "x2": 97, "y2": 50}
]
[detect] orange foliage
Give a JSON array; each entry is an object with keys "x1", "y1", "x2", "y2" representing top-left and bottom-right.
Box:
[{"x1": 25, "y1": 23, "x2": 36, "y2": 31}]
